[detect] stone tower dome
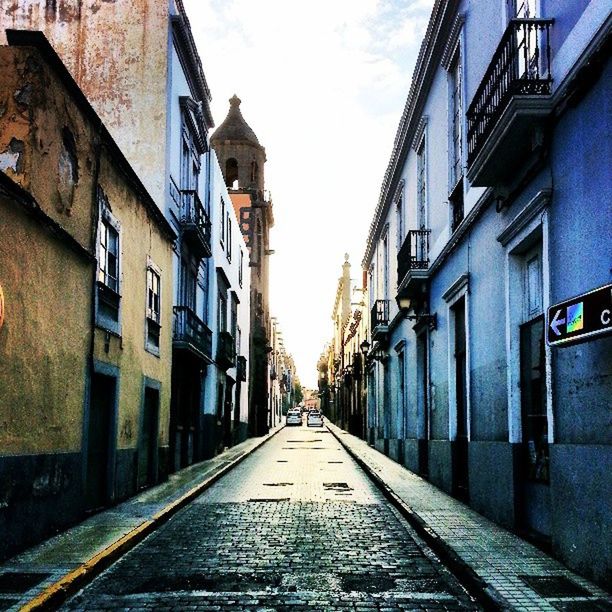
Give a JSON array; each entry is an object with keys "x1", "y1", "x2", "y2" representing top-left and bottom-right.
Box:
[{"x1": 211, "y1": 95, "x2": 266, "y2": 192}]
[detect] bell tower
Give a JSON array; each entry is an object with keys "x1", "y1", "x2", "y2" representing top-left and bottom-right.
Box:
[
  {"x1": 211, "y1": 95, "x2": 266, "y2": 194},
  {"x1": 211, "y1": 95, "x2": 274, "y2": 438}
]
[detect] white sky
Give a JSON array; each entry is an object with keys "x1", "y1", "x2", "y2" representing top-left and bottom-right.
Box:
[{"x1": 184, "y1": 0, "x2": 435, "y2": 387}]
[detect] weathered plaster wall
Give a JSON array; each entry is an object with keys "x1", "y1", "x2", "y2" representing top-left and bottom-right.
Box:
[
  {"x1": 0, "y1": 0, "x2": 170, "y2": 208},
  {"x1": 0, "y1": 46, "x2": 97, "y2": 249}
]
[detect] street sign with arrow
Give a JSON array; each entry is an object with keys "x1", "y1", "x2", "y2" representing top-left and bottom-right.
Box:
[{"x1": 546, "y1": 283, "x2": 612, "y2": 346}]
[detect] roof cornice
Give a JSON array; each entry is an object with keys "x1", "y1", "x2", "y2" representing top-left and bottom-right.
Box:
[
  {"x1": 362, "y1": 0, "x2": 460, "y2": 268},
  {"x1": 171, "y1": 1, "x2": 214, "y2": 129}
]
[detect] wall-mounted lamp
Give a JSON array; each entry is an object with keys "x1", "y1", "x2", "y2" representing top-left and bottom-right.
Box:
[{"x1": 397, "y1": 295, "x2": 437, "y2": 330}]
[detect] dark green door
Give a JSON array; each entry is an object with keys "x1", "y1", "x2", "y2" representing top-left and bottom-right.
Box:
[
  {"x1": 86, "y1": 373, "x2": 115, "y2": 511},
  {"x1": 138, "y1": 386, "x2": 159, "y2": 488}
]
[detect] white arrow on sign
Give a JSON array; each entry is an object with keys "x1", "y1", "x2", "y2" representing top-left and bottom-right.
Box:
[{"x1": 550, "y1": 308, "x2": 565, "y2": 336}]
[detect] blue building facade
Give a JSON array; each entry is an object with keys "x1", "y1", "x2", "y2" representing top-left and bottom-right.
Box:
[{"x1": 363, "y1": 0, "x2": 611, "y2": 584}]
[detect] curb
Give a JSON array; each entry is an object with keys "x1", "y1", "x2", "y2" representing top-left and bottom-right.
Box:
[
  {"x1": 21, "y1": 425, "x2": 285, "y2": 612},
  {"x1": 327, "y1": 425, "x2": 506, "y2": 612}
]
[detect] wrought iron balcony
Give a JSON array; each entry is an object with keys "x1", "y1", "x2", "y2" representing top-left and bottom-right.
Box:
[
  {"x1": 217, "y1": 330, "x2": 237, "y2": 370},
  {"x1": 397, "y1": 229, "x2": 430, "y2": 285},
  {"x1": 173, "y1": 306, "x2": 212, "y2": 361},
  {"x1": 466, "y1": 18, "x2": 553, "y2": 185},
  {"x1": 179, "y1": 189, "x2": 212, "y2": 258},
  {"x1": 237, "y1": 355, "x2": 247, "y2": 382},
  {"x1": 370, "y1": 299, "x2": 389, "y2": 342}
]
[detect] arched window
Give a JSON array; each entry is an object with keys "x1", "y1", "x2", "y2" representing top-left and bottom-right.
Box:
[{"x1": 226, "y1": 158, "x2": 238, "y2": 188}]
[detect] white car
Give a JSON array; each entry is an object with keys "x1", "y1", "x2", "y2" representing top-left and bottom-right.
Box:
[
  {"x1": 286, "y1": 410, "x2": 302, "y2": 426},
  {"x1": 307, "y1": 410, "x2": 324, "y2": 427}
]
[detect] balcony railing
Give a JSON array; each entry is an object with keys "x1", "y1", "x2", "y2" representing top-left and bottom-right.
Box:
[
  {"x1": 173, "y1": 306, "x2": 212, "y2": 360},
  {"x1": 237, "y1": 356, "x2": 247, "y2": 382},
  {"x1": 467, "y1": 18, "x2": 553, "y2": 165},
  {"x1": 179, "y1": 189, "x2": 212, "y2": 258},
  {"x1": 217, "y1": 330, "x2": 237, "y2": 370},
  {"x1": 370, "y1": 299, "x2": 389, "y2": 333},
  {"x1": 397, "y1": 229, "x2": 430, "y2": 285}
]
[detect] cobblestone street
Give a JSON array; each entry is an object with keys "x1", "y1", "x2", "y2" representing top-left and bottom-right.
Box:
[{"x1": 64, "y1": 425, "x2": 478, "y2": 610}]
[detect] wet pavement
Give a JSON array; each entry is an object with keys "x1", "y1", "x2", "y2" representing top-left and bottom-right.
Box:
[{"x1": 63, "y1": 424, "x2": 478, "y2": 610}]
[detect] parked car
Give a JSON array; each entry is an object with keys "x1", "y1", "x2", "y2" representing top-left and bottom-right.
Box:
[
  {"x1": 286, "y1": 409, "x2": 302, "y2": 426},
  {"x1": 307, "y1": 410, "x2": 324, "y2": 427}
]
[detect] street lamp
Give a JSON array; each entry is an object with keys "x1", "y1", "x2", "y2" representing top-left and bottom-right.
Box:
[
  {"x1": 396, "y1": 294, "x2": 437, "y2": 330},
  {"x1": 359, "y1": 339, "x2": 370, "y2": 355}
]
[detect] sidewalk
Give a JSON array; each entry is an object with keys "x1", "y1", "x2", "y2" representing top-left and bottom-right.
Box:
[
  {"x1": 328, "y1": 423, "x2": 611, "y2": 611},
  {"x1": 0, "y1": 425, "x2": 283, "y2": 611}
]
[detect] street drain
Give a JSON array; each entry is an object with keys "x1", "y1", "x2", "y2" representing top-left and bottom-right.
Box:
[
  {"x1": 323, "y1": 482, "x2": 353, "y2": 492},
  {"x1": 276, "y1": 460, "x2": 288, "y2": 463},
  {"x1": 519, "y1": 576, "x2": 591, "y2": 598},
  {"x1": 248, "y1": 498, "x2": 290, "y2": 502},
  {"x1": 287, "y1": 440, "x2": 322, "y2": 443},
  {"x1": 400, "y1": 578, "x2": 450, "y2": 594},
  {"x1": 328, "y1": 461, "x2": 343, "y2": 464},
  {"x1": 131, "y1": 572, "x2": 282, "y2": 593},
  {"x1": 340, "y1": 573, "x2": 396, "y2": 593},
  {"x1": 0, "y1": 572, "x2": 51, "y2": 594},
  {"x1": 263, "y1": 482, "x2": 293, "y2": 487}
]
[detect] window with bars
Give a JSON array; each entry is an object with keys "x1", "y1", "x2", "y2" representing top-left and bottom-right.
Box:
[{"x1": 239, "y1": 249, "x2": 244, "y2": 287}]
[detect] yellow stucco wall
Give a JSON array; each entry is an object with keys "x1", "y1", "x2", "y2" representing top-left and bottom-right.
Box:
[
  {"x1": 0, "y1": 194, "x2": 92, "y2": 454},
  {"x1": 93, "y1": 152, "x2": 174, "y2": 450}
]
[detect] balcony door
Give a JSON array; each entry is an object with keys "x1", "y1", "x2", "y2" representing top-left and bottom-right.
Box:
[
  {"x1": 507, "y1": 0, "x2": 538, "y2": 19},
  {"x1": 180, "y1": 252, "x2": 198, "y2": 312}
]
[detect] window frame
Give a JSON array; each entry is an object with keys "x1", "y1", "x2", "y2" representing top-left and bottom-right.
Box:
[
  {"x1": 226, "y1": 212, "x2": 232, "y2": 262},
  {"x1": 145, "y1": 258, "x2": 162, "y2": 356},
  {"x1": 220, "y1": 197, "x2": 226, "y2": 247},
  {"x1": 96, "y1": 201, "x2": 122, "y2": 335}
]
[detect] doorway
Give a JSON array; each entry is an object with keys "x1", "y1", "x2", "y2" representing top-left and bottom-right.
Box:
[
  {"x1": 138, "y1": 386, "x2": 159, "y2": 489},
  {"x1": 86, "y1": 372, "x2": 116, "y2": 511},
  {"x1": 452, "y1": 297, "x2": 469, "y2": 500},
  {"x1": 416, "y1": 331, "x2": 430, "y2": 477}
]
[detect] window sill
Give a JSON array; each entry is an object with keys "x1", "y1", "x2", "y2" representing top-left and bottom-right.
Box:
[{"x1": 145, "y1": 344, "x2": 161, "y2": 358}]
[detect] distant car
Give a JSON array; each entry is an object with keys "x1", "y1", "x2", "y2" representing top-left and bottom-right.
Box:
[
  {"x1": 307, "y1": 410, "x2": 324, "y2": 427},
  {"x1": 286, "y1": 410, "x2": 302, "y2": 426}
]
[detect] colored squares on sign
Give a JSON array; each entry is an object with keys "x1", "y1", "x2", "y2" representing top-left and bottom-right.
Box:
[{"x1": 566, "y1": 302, "x2": 584, "y2": 333}]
